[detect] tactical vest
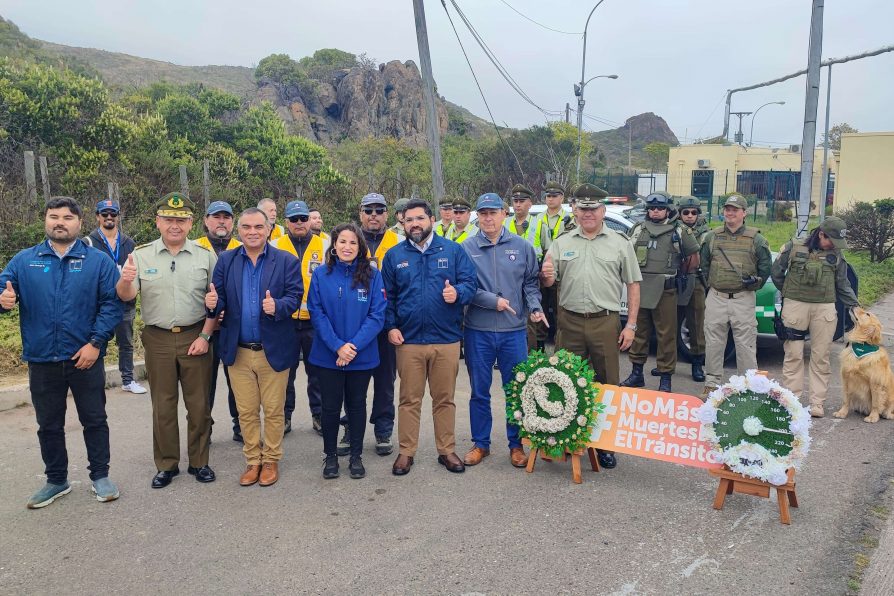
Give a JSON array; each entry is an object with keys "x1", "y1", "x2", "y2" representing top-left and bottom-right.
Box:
[
  {"x1": 630, "y1": 220, "x2": 682, "y2": 275},
  {"x1": 707, "y1": 227, "x2": 758, "y2": 292},
  {"x1": 274, "y1": 234, "x2": 327, "y2": 320},
  {"x1": 504, "y1": 215, "x2": 543, "y2": 256},
  {"x1": 781, "y1": 240, "x2": 839, "y2": 303}
]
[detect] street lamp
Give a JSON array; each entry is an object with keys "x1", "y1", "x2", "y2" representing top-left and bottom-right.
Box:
[
  {"x1": 748, "y1": 101, "x2": 786, "y2": 146},
  {"x1": 575, "y1": 0, "x2": 611, "y2": 182}
]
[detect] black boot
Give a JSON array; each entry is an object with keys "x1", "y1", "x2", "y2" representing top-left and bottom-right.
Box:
[
  {"x1": 322, "y1": 455, "x2": 339, "y2": 479},
  {"x1": 650, "y1": 367, "x2": 660, "y2": 377},
  {"x1": 658, "y1": 373, "x2": 672, "y2": 393},
  {"x1": 691, "y1": 355, "x2": 705, "y2": 383},
  {"x1": 620, "y1": 363, "x2": 645, "y2": 388}
]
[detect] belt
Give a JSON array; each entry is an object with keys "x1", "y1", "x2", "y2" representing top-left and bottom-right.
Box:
[
  {"x1": 562, "y1": 307, "x2": 610, "y2": 319},
  {"x1": 238, "y1": 342, "x2": 264, "y2": 351},
  {"x1": 712, "y1": 289, "x2": 746, "y2": 299},
  {"x1": 148, "y1": 321, "x2": 203, "y2": 333}
]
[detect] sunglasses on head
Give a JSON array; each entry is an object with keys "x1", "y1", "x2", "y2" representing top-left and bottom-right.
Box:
[
  {"x1": 362, "y1": 207, "x2": 386, "y2": 215},
  {"x1": 680, "y1": 209, "x2": 700, "y2": 216},
  {"x1": 288, "y1": 215, "x2": 309, "y2": 223},
  {"x1": 647, "y1": 205, "x2": 668, "y2": 211},
  {"x1": 98, "y1": 211, "x2": 118, "y2": 218}
]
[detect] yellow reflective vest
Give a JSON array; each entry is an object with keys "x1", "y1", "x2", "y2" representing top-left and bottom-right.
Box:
[
  {"x1": 194, "y1": 235, "x2": 242, "y2": 252},
  {"x1": 274, "y1": 233, "x2": 328, "y2": 320},
  {"x1": 504, "y1": 215, "x2": 542, "y2": 257},
  {"x1": 367, "y1": 229, "x2": 401, "y2": 269}
]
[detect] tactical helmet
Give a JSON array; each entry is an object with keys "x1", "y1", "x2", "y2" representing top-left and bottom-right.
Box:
[
  {"x1": 644, "y1": 191, "x2": 674, "y2": 207},
  {"x1": 677, "y1": 196, "x2": 702, "y2": 212}
]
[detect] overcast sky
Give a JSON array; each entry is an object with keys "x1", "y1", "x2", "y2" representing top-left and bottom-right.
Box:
[{"x1": 2, "y1": 0, "x2": 892, "y2": 146}]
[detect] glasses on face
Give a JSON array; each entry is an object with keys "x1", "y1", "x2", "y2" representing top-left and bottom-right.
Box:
[
  {"x1": 362, "y1": 208, "x2": 386, "y2": 216},
  {"x1": 288, "y1": 215, "x2": 309, "y2": 223},
  {"x1": 647, "y1": 206, "x2": 668, "y2": 211},
  {"x1": 680, "y1": 209, "x2": 699, "y2": 216},
  {"x1": 98, "y1": 211, "x2": 118, "y2": 218}
]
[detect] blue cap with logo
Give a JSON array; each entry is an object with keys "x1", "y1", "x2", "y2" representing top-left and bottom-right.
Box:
[
  {"x1": 284, "y1": 200, "x2": 310, "y2": 218},
  {"x1": 360, "y1": 193, "x2": 388, "y2": 207},
  {"x1": 476, "y1": 192, "x2": 504, "y2": 211},
  {"x1": 96, "y1": 199, "x2": 120, "y2": 214},
  {"x1": 206, "y1": 201, "x2": 233, "y2": 216}
]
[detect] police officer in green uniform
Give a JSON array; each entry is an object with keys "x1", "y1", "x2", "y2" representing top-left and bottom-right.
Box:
[
  {"x1": 435, "y1": 197, "x2": 454, "y2": 236},
  {"x1": 541, "y1": 183, "x2": 642, "y2": 469},
  {"x1": 622, "y1": 192, "x2": 700, "y2": 392},
  {"x1": 771, "y1": 216, "x2": 858, "y2": 417},
  {"x1": 700, "y1": 194, "x2": 772, "y2": 392},
  {"x1": 117, "y1": 193, "x2": 219, "y2": 488},
  {"x1": 536, "y1": 181, "x2": 569, "y2": 343},
  {"x1": 653, "y1": 195, "x2": 709, "y2": 382},
  {"x1": 446, "y1": 197, "x2": 478, "y2": 242},
  {"x1": 505, "y1": 183, "x2": 543, "y2": 256},
  {"x1": 391, "y1": 198, "x2": 410, "y2": 236}
]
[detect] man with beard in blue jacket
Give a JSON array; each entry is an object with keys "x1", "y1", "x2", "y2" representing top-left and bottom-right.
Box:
[
  {"x1": 382, "y1": 199, "x2": 478, "y2": 476},
  {"x1": 461, "y1": 193, "x2": 545, "y2": 468}
]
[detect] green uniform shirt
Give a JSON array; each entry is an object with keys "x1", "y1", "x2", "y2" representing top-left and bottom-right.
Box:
[
  {"x1": 131, "y1": 238, "x2": 217, "y2": 328},
  {"x1": 771, "y1": 239, "x2": 858, "y2": 307},
  {"x1": 699, "y1": 224, "x2": 772, "y2": 290},
  {"x1": 547, "y1": 226, "x2": 642, "y2": 313},
  {"x1": 447, "y1": 223, "x2": 479, "y2": 243},
  {"x1": 390, "y1": 223, "x2": 406, "y2": 237},
  {"x1": 539, "y1": 211, "x2": 565, "y2": 252}
]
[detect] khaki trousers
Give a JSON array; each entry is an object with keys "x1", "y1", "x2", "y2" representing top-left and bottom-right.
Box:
[
  {"x1": 396, "y1": 342, "x2": 460, "y2": 457},
  {"x1": 228, "y1": 348, "x2": 288, "y2": 464},
  {"x1": 704, "y1": 289, "x2": 757, "y2": 387},
  {"x1": 555, "y1": 308, "x2": 621, "y2": 385},
  {"x1": 629, "y1": 287, "x2": 678, "y2": 373},
  {"x1": 142, "y1": 324, "x2": 212, "y2": 471},
  {"x1": 781, "y1": 299, "x2": 837, "y2": 407},
  {"x1": 686, "y1": 285, "x2": 706, "y2": 357}
]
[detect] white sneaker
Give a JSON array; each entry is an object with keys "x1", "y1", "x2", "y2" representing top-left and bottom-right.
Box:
[{"x1": 122, "y1": 381, "x2": 148, "y2": 394}]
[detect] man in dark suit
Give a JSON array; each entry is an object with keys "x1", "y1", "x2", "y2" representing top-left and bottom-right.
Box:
[{"x1": 205, "y1": 207, "x2": 302, "y2": 487}]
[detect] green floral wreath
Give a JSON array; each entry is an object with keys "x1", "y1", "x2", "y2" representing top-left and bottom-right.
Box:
[{"x1": 505, "y1": 349, "x2": 603, "y2": 458}]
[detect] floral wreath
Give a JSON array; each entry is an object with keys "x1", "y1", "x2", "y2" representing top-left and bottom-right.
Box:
[
  {"x1": 696, "y1": 370, "x2": 811, "y2": 486},
  {"x1": 505, "y1": 349, "x2": 603, "y2": 458}
]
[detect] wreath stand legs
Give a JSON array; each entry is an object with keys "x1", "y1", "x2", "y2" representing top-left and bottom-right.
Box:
[
  {"x1": 708, "y1": 466, "x2": 798, "y2": 525},
  {"x1": 524, "y1": 440, "x2": 600, "y2": 484}
]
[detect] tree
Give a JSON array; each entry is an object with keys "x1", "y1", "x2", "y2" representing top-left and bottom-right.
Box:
[
  {"x1": 820, "y1": 123, "x2": 858, "y2": 151},
  {"x1": 643, "y1": 142, "x2": 670, "y2": 170},
  {"x1": 839, "y1": 199, "x2": 894, "y2": 263},
  {"x1": 255, "y1": 53, "x2": 306, "y2": 87}
]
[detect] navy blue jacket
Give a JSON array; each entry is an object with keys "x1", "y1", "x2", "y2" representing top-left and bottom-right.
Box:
[
  {"x1": 211, "y1": 245, "x2": 302, "y2": 372},
  {"x1": 85, "y1": 228, "x2": 137, "y2": 308},
  {"x1": 307, "y1": 260, "x2": 386, "y2": 371},
  {"x1": 382, "y1": 233, "x2": 477, "y2": 344},
  {"x1": 0, "y1": 239, "x2": 123, "y2": 363}
]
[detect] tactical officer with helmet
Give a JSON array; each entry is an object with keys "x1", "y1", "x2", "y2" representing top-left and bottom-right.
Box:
[
  {"x1": 771, "y1": 216, "x2": 858, "y2": 417},
  {"x1": 700, "y1": 194, "x2": 772, "y2": 392},
  {"x1": 621, "y1": 192, "x2": 700, "y2": 392}
]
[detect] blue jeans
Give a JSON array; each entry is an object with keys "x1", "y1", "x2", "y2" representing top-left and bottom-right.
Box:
[{"x1": 464, "y1": 328, "x2": 527, "y2": 450}]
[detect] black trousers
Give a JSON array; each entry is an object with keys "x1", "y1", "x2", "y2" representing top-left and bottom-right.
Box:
[
  {"x1": 318, "y1": 367, "x2": 372, "y2": 457},
  {"x1": 285, "y1": 321, "x2": 322, "y2": 419},
  {"x1": 210, "y1": 331, "x2": 239, "y2": 433},
  {"x1": 28, "y1": 359, "x2": 110, "y2": 484},
  {"x1": 340, "y1": 330, "x2": 396, "y2": 437}
]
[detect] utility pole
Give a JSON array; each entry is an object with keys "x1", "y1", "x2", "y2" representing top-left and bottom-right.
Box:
[
  {"x1": 413, "y1": 0, "x2": 446, "y2": 211},
  {"x1": 818, "y1": 64, "x2": 832, "y2": 223},
  {"x1": 565, "y1": 103, "x2": 570, "y2": 124},
  {"x1": 729, "y1": 111, "x2": 752, "y2": 145},
  {"x1": 797, "y1": 0, "x2": 824, "y2": 237}
]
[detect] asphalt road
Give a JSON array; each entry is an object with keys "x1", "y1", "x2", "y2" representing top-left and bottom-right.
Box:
[{"x1": 1, "y1": 335, "x2": 893, "y2": 595}]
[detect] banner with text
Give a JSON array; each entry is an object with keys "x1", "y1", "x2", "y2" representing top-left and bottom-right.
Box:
[{"x1": 588, "y1": 385, "x2": 723, "y2": 470}]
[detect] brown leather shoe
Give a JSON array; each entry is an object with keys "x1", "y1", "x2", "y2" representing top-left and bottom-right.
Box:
[
  {"x1": 510, "y1": 447, "x2": 528, "y2": 468},
  {"x1": 239, "y1": 464, "x2": 261, "y2": 486},
  {"x1": 392, "y1": 454, "x2": 414, "y2": 476},
  {"x1": 437, "y1": 452, "x2": 466, "y2": 473},
  {"x1": 258, "y1": 462, "x2": 279, "y2": 486},
  {"x1": 463, "y1": 446, "x2": 490, "y2": 466}
]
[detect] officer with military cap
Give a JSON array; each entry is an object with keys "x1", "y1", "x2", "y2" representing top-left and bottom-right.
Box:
[
  {"x1": 391, "y1": 198, "x2": 410, "y2": 236},
  {"x1": 447, "y1": 197, "x2": 478, "y2": 243},
  {"x1": 117, "y1": 192, "x2": 219, "y2": 488},
  {"x1": 700, "y1": 194, "x2": 772, "y2": 393},
  {"x1": 621, "y1": 192, "x2": 700, "y2": 392},
  {"x1": 505, "y1": 183, "x2": 542, "y2": 255},
  {"x1": 435, "y1": 197, "x2": 454, "y2": 237},
  {"x1": 771, "y1": 216, "x2": 858, "y2": 418},
  {"x1": 542, "y1": 182, "x2": 642, "y2": 469}
]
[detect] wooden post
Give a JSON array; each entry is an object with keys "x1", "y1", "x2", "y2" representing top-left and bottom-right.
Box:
[
  {"x1": 202, "y1": 159, "x2": 210, "y2": 211},
  {"x1": 179, "y1": 165, "x2": 190, "y2": 199},
  {"x1": 38, "y1": 156, "x2": 51, "y2": 201},
  {"x1": 24, "y1": 151, "x2": 37, "y2": 205},
  {"x1": 108, "y1": 182, "x2": 115, "y2": 201}
]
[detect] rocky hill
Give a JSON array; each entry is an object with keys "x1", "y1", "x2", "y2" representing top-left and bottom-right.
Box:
[{"x1": 592, "y1": 113, "x2": 679, "y2": 169}]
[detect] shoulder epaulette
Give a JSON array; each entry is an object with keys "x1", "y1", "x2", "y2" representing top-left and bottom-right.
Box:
[{"x1": 134, "y1": 242, "x2": 153, "y2": 250}]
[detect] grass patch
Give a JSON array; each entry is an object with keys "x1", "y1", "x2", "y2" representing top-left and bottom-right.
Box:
[{"x1": 870, "y1": 505, "x2": 890, "y2": 520}]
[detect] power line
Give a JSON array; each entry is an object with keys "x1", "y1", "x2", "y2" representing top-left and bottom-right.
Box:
[
  {"x1": 695, "y1": 91, "x2": 728, "y2": 140},
  {"x1": 496, "y1": 0, "x2": 582, "y2": 35}
]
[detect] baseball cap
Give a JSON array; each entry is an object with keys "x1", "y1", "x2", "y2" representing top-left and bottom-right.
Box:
[
  {"x1": 360, "y1": 193, "x2": 387, "y2": 207},
  {"x1": 819, "y1": 216, "x2": 848, "y2": 249},
  {"x1": 96, "y1": 199, "x2": 120, "y2": 214},
  {"x1": 723, "y1": 195, "x2": 748, "y2": 210},
  {"x1": 284, "y1": 200, "x2": 310, "y2": 218},
  {"x1": 206, "y1": 201, "x2": 233, "y2": 216},
  {"x1": 476, "y1": 193, "x2": 504, "y2": 211}
]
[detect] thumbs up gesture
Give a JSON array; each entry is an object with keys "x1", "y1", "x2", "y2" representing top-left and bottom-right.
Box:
[
  {"x1": 262, "y1": 289, "x2": 276, "y2": 315},
  {"x1": 540, "y1": 253, "x2": 555, "y2": 285},
  {"x1": 121, "y1": 254, "x2": 137, "y2": 283},
  {"x1": 442, "y1": 278, "x2": 457, "y2": 304},
  {"x1": 205, "y1": 282, "x2": 218, "y2": 310},
  {"x1": 0, "y1": 280, "x2": 16, "y2": 310}
]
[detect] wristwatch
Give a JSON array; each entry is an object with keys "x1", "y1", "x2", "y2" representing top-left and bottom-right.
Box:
[
  {"x1": 625, "y1": 323, "x2": 638, "y2": 332},
  {"x1": 199, "y1": 332, "x2": 212, "y2": 342}
]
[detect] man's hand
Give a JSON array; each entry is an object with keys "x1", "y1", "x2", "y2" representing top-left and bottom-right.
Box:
[
  {"x1": 205, "y1": 282, "x2": 218, "y2": 310},
  {"x1": 540, "y1": 254, "x2": 555, "y2": 284},
  {"x1": 337, "y1": 343, "x2": 357, "y2": 362},
  {"x1": 71, "y1": 343, "x2": 100, "y2": 370},
  {"x1": 262, "y1": 290, "x2": 275, "y2": 316},
  {"x1": 442, "y1": 279, "x2": 457, "y2": 304},
  {"x1": 187, "y1": 335, "x2": 209, "y2": 356},
  {"x1": 530, "y1": 310, "x2": 549, "y2": 328},
  {"x1": 496, "y1": 297, "x2": 517, "y2": 316},
  {"x1": 121, "y1": 254, "x2": 137, "y2": 283},
  {"x1": 0, "y1": 281, "x2": 16, "y2": 310},
  {"x1": 618, "y1": 326, "x2": 635, "y2": 351},
  {"x1": 388, "y1": 329, "x2": 405, "y2": 346}
]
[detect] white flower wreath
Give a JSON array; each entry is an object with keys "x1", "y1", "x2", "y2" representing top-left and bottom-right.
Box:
[{"x1": 519, "y1": 367, "x2": 580, "y2": 434}]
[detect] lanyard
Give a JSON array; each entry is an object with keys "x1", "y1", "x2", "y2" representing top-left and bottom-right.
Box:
[{"x1": 99, "y1": 230, "x2": 120, "y2": 265}]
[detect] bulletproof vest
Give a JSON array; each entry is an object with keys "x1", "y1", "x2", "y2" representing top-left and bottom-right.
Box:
[
  {"x1": 781, "y1": 240, "x2": 839, "y2": 303},
  {"x1": 707, "y1": 227, "x2": 758, "y2": 292},
  {"x1": 631, "y1": 220, "x2": 681, "y2": 275}
]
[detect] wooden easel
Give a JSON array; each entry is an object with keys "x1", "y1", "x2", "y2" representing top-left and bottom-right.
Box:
[
  {"x1": 522, "y1": 439, "x2": 601, "y2": 484},
  {"x1": 709, "y1": 466, "x2": 799, "y2": 524}
]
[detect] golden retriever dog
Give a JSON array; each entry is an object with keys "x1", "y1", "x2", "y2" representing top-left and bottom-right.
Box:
[{"x1": 834, "y1": 307, "x2": 894, "y2": 423}]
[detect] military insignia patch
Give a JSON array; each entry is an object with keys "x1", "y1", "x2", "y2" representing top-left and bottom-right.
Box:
[{"x1": 168, "y1": 195, "x2": 184, "y2": 209}]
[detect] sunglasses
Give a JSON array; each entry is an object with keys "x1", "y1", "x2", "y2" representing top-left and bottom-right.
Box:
[
  {"x1": 288, "y1": 215, "x2": 309, "y2": 223},
  {"x1": 362, "y1": 208, "x2": 386, "y2": 215},
  {"x1": 680, "y1": 209, "x2": 700, "y2": 216},
  {"x1": 98, "y1": 211, "x2": 118, "y2": 218},
  {"x1": 647, "y1": 205, "x2": 668, "y2": 211}
]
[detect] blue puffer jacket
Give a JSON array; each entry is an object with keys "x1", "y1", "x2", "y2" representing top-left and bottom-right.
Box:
[
  {"x1": 0, "y1": 239, "x2": 123, "y2": 363},
  {"x1": 307, "y1": 259, "x2": 386, "y2": 371},
  {"x1": 381, "y1": 234, "x2": 478, "y2": 344}
]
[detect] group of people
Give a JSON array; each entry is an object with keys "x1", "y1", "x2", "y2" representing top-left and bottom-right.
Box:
[{"x1": 0, "y1": 180, "x2": 857, "y2": 508}]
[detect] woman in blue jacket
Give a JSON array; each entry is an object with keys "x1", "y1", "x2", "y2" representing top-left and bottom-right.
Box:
[{"x1": 308, "y1": 223, "x2": 386, "y2": 479}]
